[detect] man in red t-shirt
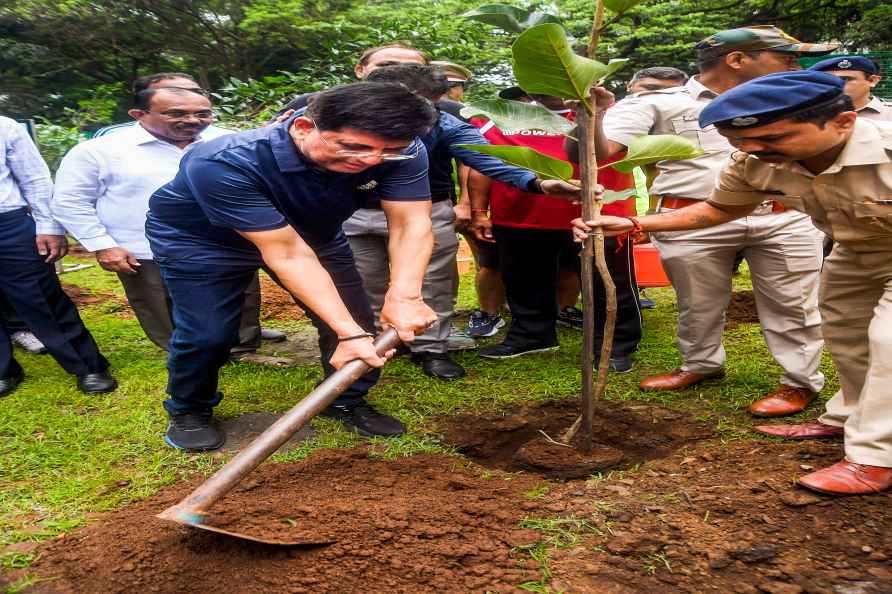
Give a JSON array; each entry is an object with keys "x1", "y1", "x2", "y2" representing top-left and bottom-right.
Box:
[{"x1": 468, "y1": 95, "x2": 642, "y2": 370}]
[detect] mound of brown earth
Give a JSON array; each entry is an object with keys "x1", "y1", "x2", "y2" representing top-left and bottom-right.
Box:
[
  {"x1": 436, "y1": 399, "x2": 714, "y2": 478},
  {"x1": 22, "y1": 450, "x2": 542, "y2": 594},
  {"x1": 545, "y1": 439, "x2": 892, "y2": 594}
]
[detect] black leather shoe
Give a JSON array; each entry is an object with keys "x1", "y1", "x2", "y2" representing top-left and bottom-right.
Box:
[
  {"x1": 0, "y1": 371, "x2": 24, "y2": 397},
  {"x1": 412, "y1": 352, "x2": 466, "y2": 380},
  {"x1": 76, "y1": 371, "x2": 118, "y2": 394},
  {"x1": 165, "y1": 410, "x2": 225, "y2": 451},
  {"x1": 320, "y1": 403, "x2": 406, "y2": 437},
  {"x1": 260, "y1": 328, "x2": 287, "y2": 342}
]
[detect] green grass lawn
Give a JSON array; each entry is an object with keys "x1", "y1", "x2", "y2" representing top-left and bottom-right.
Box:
[{"x1": 0, "y1": 253, "x2": 838, "y2": 580}]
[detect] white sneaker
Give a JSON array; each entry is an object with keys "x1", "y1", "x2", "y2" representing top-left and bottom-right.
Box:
[{"x1": 11, "y1": 331, "x2": 48, "y2": 354}]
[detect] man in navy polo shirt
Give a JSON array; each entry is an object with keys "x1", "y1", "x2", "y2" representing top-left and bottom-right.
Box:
[{"x1": 146, "y1": 82, "x2": 439, "y2": 451}]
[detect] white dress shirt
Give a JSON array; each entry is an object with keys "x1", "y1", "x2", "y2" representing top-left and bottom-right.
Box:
[
  {"x1": 52, "y1": 123, "x2": 231, "y2": 259},
  {"x1": 0, "y1": 116, "x2": 64, "y2": 235}
]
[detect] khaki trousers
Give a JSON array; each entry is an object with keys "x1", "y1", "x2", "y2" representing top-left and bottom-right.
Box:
[
  {"x1": 117, "y1": 259, "x2": 261, "y2": 353},
  {"x1": 651, "y1": 209, "x2": 825, "y2": 392},
  {"x1": 343, "y1": 201, "x2": 458, "y2": 355},
  {"x1": 817, "y1": 246, "x2": 892, "y2": 467}
]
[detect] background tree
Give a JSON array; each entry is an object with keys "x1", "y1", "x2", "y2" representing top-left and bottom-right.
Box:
[{"x1": 4, "y1": 0, "x2": 887, "y2": 123}]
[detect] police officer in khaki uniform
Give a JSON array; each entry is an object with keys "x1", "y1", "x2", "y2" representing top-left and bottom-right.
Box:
[
  {"x1": 594, "y1": 26, "x2": 836, "y2": 416},
  {"x1": 575, "y1": 70, "x2": 892, "y2": 495},
  {"x1": 809, "y1": 56, "x2": 892, "y2": 122}
]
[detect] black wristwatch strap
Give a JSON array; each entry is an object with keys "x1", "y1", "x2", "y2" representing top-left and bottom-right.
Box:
[{"x1": 337, "y1": 332, "x2": 375, "y2": 342}]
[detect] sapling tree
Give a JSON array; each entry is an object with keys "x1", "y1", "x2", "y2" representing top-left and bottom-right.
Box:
[{"x1": 460, "y1": 1, "x2": 701, "y2": 452}]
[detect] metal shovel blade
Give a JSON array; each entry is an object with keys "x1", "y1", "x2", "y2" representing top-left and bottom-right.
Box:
[
  {"x1": 157, "y1": 329, "x2": 401, "y2": 545},
  {"x1": 157, "y1": 506, "x2": 335, "y2": 546}
]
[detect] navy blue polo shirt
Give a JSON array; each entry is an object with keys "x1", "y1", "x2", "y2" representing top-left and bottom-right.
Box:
[{"x1": 145, "y1": 118, "x2": 430, "y2": 265}]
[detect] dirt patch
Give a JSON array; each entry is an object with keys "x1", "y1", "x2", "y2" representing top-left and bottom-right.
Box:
[
  {"x1": 543, "y1": 439, "x2": 892, "y2": 594},
  {"x1": 515, "y1": 437, "x2": 625, "y2": 479},
  {"x1": 218, "y1": 412, "x2": 317, "y2": 454},
  {"x1": 23, "y1": 450, "x2": 542, "y2": 594},
  {"x1": 727, "y1": 290, "x2": 759, "y2": 326},
  {"x1": 252, "y1": 325, "x2": 321, "y2": 365},
  {"x1": 62, "y1": 283, "x2": 133, "y2": 315},
  {"x1": 435, "y1": 399, "x2": 713, "y2": 478},
  {"x1": 259, "y1": 274, "x2": 306, "y2": 322}
]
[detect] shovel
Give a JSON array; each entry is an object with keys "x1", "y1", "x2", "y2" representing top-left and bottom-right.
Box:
[{"x1": 157, "y1": 328, "x2": 401, "y2": 545}]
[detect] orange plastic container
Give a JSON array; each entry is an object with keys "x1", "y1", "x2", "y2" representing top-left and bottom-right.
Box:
[{"x1": 633, "y1": 243, "x2": 671, "y2": 288}]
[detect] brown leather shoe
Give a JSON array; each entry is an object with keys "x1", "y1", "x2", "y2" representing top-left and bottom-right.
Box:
[
  {"x1": 799, "y1": 459, "x2": 892, "y2": 496},
  {"x1": 639, "y1": 368, "x2": 725, "y2": 392},
  {"x1": 753, "y1": 421, "x2": 844, "y2": 440},
  {"x1": 749, "y1": 385, "x2": 817, "y2": 417}
]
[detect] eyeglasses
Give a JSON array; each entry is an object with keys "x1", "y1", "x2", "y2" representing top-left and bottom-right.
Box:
[
  {"x1": 448, "y1": 81, "x2": 468, "y2": 89},
  {"x1": 311, "y1": 119, "x2": 418, "y2": 161},
  {"x1": 147, "y1": 109, "x2": 217, "y2": 120}
]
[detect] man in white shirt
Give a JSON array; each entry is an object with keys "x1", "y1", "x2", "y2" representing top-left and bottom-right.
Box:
[
  {"x1": 52, "y1": 87, "x2": 265, "y2": 355},
  {"x1": 0, "y1": 116, "x2": 116, "y2": 396}
]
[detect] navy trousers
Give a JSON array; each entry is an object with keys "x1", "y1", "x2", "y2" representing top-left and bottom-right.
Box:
[
  {"x1": 158, "y1": 233, "x2": 378, "y2": 414},
  {"x1": 0, "y1": 208, "x2": 108, "y2": 379}
]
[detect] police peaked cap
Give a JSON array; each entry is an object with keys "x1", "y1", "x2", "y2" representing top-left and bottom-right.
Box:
[{"x1": 699, "y1": 70, "x2": 846, "y2": 129}]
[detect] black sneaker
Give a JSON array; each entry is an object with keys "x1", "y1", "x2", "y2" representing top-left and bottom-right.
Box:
[
  {"x1": 478, "y1": 342, "x2": 559, "y2": 359},
  {"x1": 320, "y1": 403, "x2": 406, "y2": 437},
  {"x1": 557, "y1": 307, "x2": 583, "y2": 330},
  {"x1": 165, "y1": 410, "x2": 225, "y2": 452}
]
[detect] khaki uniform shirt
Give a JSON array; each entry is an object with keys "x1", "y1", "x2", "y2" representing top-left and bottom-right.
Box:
[
  {"x1": 858, "y1": 96, "x2": 892, "y2": 122},
  {"x1": 603, "y1": 77, "x2": 731, "y2": 200},
  {"x1": 711, "y1": 118, "x2": 892, "y2": 253}
]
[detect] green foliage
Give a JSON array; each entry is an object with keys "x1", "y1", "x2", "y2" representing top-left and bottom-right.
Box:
[
  {"x1": 460, "y1": 99, "x2": 575, "y2": 134},
  {"x1": 34, "y1": 121, "x2": 82, "y2": 172},
  {"x1": 607, "y1": 134, "x2": 704, "y2": 173},
  {"x1": 602, "y1": 188, "x2": 638, "y2": 204},
  {"x1": 461, "y1": 4, "x2": 563, "y2": 33},
  {"x1": 602, "y1": 0, "x2": 645, "y2": 14},
  {"x1": 455, "y1": 143, "x2": 575, "y2": 180},
  {"x1": 512, "y1": 24, "x2": 613, "y2": 102}
]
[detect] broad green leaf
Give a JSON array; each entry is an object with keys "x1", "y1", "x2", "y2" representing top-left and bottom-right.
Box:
[
  {"x1": 511, "y1": 24, "x2": 627, "y2": 101},
  {"x1": 461, "y1": 4, "x2": 562, "y2": 33},
  {"x1": 455, "y1": 144, "x2": 573, "y2": 181},
  {"x1": 607, "y1": 134, "x2": 704, "y2": 173},
  {"x1": 602, "y1": 188, "x2": 637, "y2": 205},
  {"x1": 460, "y1": 99, "x2": 574, "y2": 134},
  {"x1": 602, "y1": 0, "x2": 644, "y2": 14},
  {"x1": 595, "y1": 59, "x2": 629, "y2": 85}
]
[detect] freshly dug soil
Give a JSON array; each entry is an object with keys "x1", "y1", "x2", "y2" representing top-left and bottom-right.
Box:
[
  {"x1": 259, "y1": 273, "x2": 306, "y2": 322},
  {"x1": 727, "y1": 290, "x2": 759, "y2": 326},
  {"x1": 23, "y1": 450, "x2": 543, "y2": 594},
  {"x1": 543, "y1": 439, "x2": 892, "y2": 594},
  {"x1": 436, "y1": 399, "x2": 713, "y2": 477},
  {"x1": 514, "y1": 437, "x2": 625, "y2": 479}
]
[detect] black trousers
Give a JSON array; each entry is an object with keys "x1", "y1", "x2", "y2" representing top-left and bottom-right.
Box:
[
  {"x1": 0, "y1": 292, "x2": 28, "y2": 333},
  {"x1": 493, "y1": 225, "x2": 642, "y2": 357},
  {"x1": 0, "y1": 208, "x2": 108, "y2": 379}
]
